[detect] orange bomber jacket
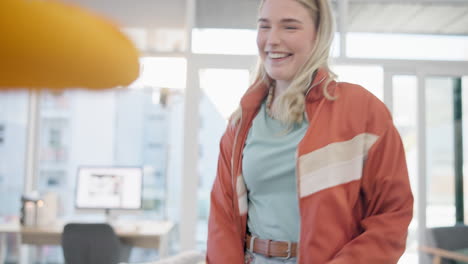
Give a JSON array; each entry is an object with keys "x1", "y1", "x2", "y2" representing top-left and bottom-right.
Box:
[{"x1": 207, "y1": 69, "x2": 414, "y2": 264}]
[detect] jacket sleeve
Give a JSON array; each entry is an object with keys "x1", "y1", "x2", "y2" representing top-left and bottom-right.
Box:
[
  {"x1": 329, "y1": 120, "x2": 414, "y2": 264},
  {"x1": 206, "y1": 129, "x2": 245, "y2": 264}
]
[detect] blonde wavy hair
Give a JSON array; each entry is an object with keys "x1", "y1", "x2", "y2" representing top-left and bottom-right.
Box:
[{"x1": 230, "y1": 0, "x2": 337, "y2": 126}]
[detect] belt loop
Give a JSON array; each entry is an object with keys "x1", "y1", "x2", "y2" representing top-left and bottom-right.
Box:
[
  {"x1": 266, "y1": 239, "x2": 271, "y2": 258},
  {"x1": 249, "y1": 235, "x2": 257, "y2": 253}
]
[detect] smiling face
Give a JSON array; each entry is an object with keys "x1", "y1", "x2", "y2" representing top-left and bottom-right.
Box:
[{"x1": 257, "y1": 0, "x2": 317, "y2": 87}]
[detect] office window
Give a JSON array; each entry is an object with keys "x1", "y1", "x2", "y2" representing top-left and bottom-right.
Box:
[
  {"x1": 0, "y1": 90, "x2": 28, "y2": 263},
  {"x1": 33, "y1": 57, "x2": 185, "y2": 262},
  {"x1": 462, "y1": 76, "x2": 468, "y2": 224},
  {"x1": 197, "y1": 68, "x2": 250, "y2": 250},
  {"x1": 331, "y1": 65, "x2": 384, "y2": 100},
  {"x1": 0, "y1": 123, "x2": 5, "y2": 144},
  {"x1": 393, "y1": 76, "x2": 418, "y2": 264},
  {"x1": 123, "y1": 28, "x2": 186, "y2": 53},
  {"x1": 347, "y1": 33, "x2": 468, "y2": 61},
  {"x1": 426, "y1": 77, "x2": 456, "y2": 227},
  {"x1": 199, "y1": 69, "x2": 250, "y2": 120},
  {"x1": 0, "y1": 91, "x2": 28, "y2": 212},
  {"x1": 40, "y1": 119, "x2": 68, "y2": 163},
  {"x1": 37, "y1": 89, "x2": 178, "y2": 211},
  {"x1": 192, "y1": 29, "x2": 257, "y2": 55},
  {"x1": 40, "y1": 170, "x2": 66, "y2": 188},
  {"x1": 130, "y1": 57, "x2": 187, "y2": 90}
]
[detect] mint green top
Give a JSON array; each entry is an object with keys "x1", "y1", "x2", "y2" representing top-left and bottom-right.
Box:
[{"x1": 242, "y1": 101, "x2": 308, "y2": 242}]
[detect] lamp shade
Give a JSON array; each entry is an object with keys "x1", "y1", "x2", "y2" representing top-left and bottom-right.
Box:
[{"x1": 0, "y1": 0, "x2": 140, "y2": 90}]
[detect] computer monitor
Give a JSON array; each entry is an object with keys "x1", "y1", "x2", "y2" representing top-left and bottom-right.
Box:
[{"x1": 75, "y1": 166, "x2": 143, "y2": 210}]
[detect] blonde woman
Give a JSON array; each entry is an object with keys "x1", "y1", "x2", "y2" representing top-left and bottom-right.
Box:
[{"x1": 207, "y1": 0, "x2": 413, "y2": 263}]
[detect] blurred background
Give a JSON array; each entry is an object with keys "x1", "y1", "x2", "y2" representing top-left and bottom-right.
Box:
[{"x1": 1, "y1": 0, "x2": 468, "y2": 263}]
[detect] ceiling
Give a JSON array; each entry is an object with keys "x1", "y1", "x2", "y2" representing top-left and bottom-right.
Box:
[
  {"x1": 347, "y1": 1, "x2": 468, "y2": 35},
  {"x1": 63, "y1": 0, "x2": 187, "y2": 28},
  {"x1": 65, "y1": 0, "x2": 468, "y2": 36}
]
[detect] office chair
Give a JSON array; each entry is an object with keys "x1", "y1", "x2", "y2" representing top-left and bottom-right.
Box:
[
  {"x1": 420, "y1": 225, "x2": 468, "y2": 264},
  {"x1": 61, "y1": 223, "x2": 130, "y2": 264},
  {"x1": 148, "y1": 250, "x2": 205, "y2": 264}
]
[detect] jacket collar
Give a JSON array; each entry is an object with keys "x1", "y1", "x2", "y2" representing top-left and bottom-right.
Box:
[
  {"x1": 306, "y1": 68, "x2": 336, "y2": 102},
  {"x1": 239, "y1": 68, "x2": 334, "y2": 111}
]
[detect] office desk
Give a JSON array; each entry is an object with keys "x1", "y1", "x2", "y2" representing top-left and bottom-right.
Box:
[{"x1": 0, "y1": 220, "x2": 174, "y2": 263}]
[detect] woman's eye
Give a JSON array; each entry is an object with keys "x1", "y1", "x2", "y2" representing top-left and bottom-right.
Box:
[
  {"x1": 259, "y1": 25, "x2": 270, "y2": 29},
  {"x1": 285, "y1": 26, "x2": 298, "y2": 30}
]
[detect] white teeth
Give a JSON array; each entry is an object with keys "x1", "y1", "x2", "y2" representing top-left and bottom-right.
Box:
[{"x1": 268, "y1": 53, "x2": 290, "y2": 59}]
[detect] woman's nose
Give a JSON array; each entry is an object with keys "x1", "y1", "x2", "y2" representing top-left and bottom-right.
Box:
[{"x1": 266, "y1": 28, "x2": 281, "y2": 46}]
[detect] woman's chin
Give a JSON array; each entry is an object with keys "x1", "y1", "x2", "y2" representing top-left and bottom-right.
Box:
[{"x1": 266, "y1": 72, "x2": 293, "y2": 83}]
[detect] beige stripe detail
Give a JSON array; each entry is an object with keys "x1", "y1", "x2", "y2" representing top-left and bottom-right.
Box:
[
  {"x1": 300, "y1": 155, "x2": 364, "y2": 197},
  {"x1": 236, "y1": 175, "x2": 248, "y2": 215},
  {"x1": 298, "y1": 133, "x2": 378, "y2": 175},
  {"x1": 298, "y1": 133, "x2": 379, "y2": 197}
]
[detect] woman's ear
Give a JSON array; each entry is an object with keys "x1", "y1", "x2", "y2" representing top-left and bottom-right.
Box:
[{"x1": 0, "y1": 0, "x2": 140, "y2": 90}]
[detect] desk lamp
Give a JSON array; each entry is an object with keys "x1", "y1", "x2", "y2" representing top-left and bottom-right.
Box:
[{"x1": 0, "y1": 0, "x2": 140, "y2": 90}]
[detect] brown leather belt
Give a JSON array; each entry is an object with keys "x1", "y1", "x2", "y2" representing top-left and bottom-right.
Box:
[{"x1": 246, "y1": 234, "x2": 298, "y2": 259}]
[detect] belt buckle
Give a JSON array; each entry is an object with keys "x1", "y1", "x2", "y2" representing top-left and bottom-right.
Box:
[{"x1": 279, "y1": 241, "x2": 292, "y2": 260}]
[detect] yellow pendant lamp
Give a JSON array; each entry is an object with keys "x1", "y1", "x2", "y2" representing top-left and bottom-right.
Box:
[{"x1": 0, "y1": 0, "x2": 140, "y2": 90}]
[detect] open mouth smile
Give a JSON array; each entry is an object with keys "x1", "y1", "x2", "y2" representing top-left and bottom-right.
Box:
[
  {"x1": 267, "y1": 52, "x2": 293, "y2": 64},
  {"x1": 268, "y1": 52, "x2": 293, "y2": 59}
]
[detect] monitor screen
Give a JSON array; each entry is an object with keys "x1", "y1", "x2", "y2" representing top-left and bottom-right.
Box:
[{"x1": 75, "y1": 167, "x2": 143, "y2": 210}]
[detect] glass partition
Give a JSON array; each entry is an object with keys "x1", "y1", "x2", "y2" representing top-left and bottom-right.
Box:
[
  {"x1": 0, "y1": 90, "x2": 29, "y2": 263},
  {"x1": 393, "y1": 75, "x2": 418, "y2": 264},
  {"x1": 33, "y1": 57, "x2": 186, "y2": 262},
  {"x1": 425, "y1": 77, "x2": 456, "y2": 228},
  {"x1": 331, "y1": 65, "x2": 384, "y2": 100},
  {"x1": 196, "y1": 68, "x2": 250, "y2": 250}
]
